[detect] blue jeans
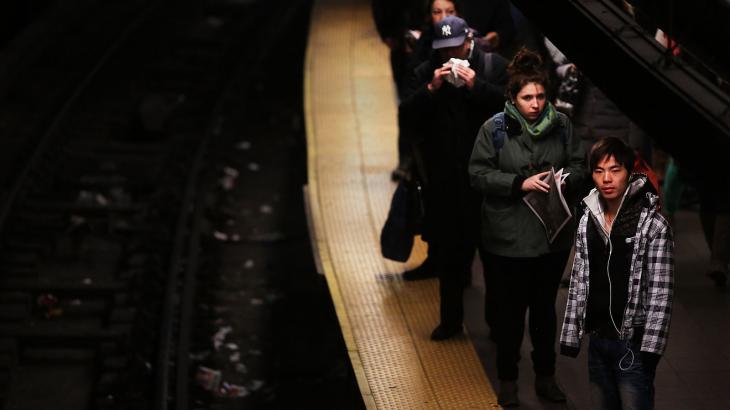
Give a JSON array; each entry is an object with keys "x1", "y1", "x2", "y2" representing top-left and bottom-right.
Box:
[{"x1": 588, "y1": 334, "x2": 656, "y2": 410}]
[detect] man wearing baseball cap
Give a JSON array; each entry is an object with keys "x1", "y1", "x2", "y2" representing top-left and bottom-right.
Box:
[{"x1": 400, "y1": 15, "x2": 508, "y2": 341}]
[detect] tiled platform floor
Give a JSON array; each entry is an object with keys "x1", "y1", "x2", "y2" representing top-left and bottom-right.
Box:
[
  {"x1": 305, "y1": 0, "x2": 729, "y2": 408},
  {"x1": 465, "y1": 209, "x2": 730, "y2": 409}
]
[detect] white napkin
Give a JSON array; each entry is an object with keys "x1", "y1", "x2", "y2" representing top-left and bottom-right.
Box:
[{"x1": 443, "y1": 58, "x2": 470, "y2": 88}]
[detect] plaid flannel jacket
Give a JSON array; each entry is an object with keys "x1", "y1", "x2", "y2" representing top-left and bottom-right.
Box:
[{"x1": 560, "y1": 179, "x2": 674, "y2": 357}]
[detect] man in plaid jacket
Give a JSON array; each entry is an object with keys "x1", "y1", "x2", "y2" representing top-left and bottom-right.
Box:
[{"x1": 560, "y1": 137, "x2": 674, "y2": 410}]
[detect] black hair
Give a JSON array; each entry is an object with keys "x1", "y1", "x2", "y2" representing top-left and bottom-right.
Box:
[
  {"x1": 589, "y1": 137, "x2": 636, "y2": 174},
  {"x1": 506, "y1": 47, "x2": 549, "y2": 100},
  {"x1": 425, "y1": 0, "x2": 463, "y2": 26}
]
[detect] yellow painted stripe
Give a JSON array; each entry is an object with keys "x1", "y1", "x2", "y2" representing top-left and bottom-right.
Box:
[{"x1": 304, "y1": 0, "x2": 499, "y2": 407}]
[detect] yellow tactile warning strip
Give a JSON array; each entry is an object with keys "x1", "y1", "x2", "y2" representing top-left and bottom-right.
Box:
[{"x1": 304, "y1": 0, "x2": 499, "y2": 408}]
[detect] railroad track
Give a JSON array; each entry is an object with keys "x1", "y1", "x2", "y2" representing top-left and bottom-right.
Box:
[{"x1": 0, "y1": 1, "x2": 276, "y2": 408}]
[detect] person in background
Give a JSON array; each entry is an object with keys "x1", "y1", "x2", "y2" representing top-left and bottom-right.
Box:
[
  {"x1": 406, "y1": 0, "x2": 463, "y2": 73},
  {"x1": 372, "y1": 0, "x2": 425, "y2": 99},
  {"x1": 695, "y1": 174, "x2": 730, "y2": 287},
  {"x1": 460, "y1": 0, "x2": 515, "y2": 55},
  {"x1": 468, "y1": 48, "x2": 585, "y2": 407},
  {"x1": 400, "y1": 15, "x2": 507, "y2": 340},
  {"x1": 400, "y1": 0, "x2": 462, "y2": 281},
  {"x1": 561, "y1": 137, "x2": 674, "y2": 410},
  {"x1": 372, "y1": 0, "x2": 426, "y2": 183}
]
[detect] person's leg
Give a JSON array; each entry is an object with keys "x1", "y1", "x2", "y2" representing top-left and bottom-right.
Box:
[
  {"x1": 437, "y1": 244, "x2": 462, "y2": 321},
  {"x1": 478, "y1": 244, "x2": 496, "y2": 333},
  {"x1": 615, "y1": 339, "x2": 656, "y2": 410},
  {"x1": 528, "y1": 251, "x2": 569, "y2": 402},
  {"x1": 403, "y1": 241, "x2": 438, "y2": 281},
  {"x1": 699, "y1": 203, "x2": 715, "y2": 249},
  {"x1": 488, "y1": 253, "x2": 529, "y2": 382},
  {"x1": 661, "y1": 158, "x2": 684, "y2": 223},
  {"x1": 458, "y1": 240, "x2": 476, "y2": 289},
  {"x1": 588, "y1": 336, "x2": 622, "y2": 410},
  {"x1": 487, "y1": 253, "x2": 529, "y2": 407},
  {"x1": 708, "y1": 213, "x2": 730, "y2": 286},
  {"x1": 393, "y1": 133, "x2": 412, "y2": 181},
  {"x1": 432, "y1": 239, "x2": 471, "y2": 340},
  {"x1": 700, "y1": 197, "x2": 729, "y2": 287},
  {"x1": 528, "y1": 251, "x2": 569, "y2": 377}
]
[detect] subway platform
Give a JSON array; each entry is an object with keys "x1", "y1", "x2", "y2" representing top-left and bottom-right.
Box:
[{"x1": 304, "y1": 0, "x2": 730, "y2": 408}]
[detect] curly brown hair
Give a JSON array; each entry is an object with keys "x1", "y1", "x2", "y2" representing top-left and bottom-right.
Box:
[{"x1": 506, "y1": 47, "x2": 549, "y2": 100}]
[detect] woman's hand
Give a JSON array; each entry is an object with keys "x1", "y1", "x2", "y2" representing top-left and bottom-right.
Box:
[{"x1": 521, "y1": 171, "x2": 551, "y2": 193}]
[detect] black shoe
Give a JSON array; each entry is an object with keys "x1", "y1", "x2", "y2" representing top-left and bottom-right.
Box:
[
  {"x1": 707, "y1": 270, "x2": 727, "y2": 287},
  {"x1": 430, "y1": 323, "x2": 462, "y2": 341},
  {"x1": 498, "y1": 381, "x2": 519, "y2": 407},
  {"x1": 402, "y1": 263, "x2": 437, "y2": 281},
  {"x1": 535, "y1": 375, "x2": 566, "y2": 403}
]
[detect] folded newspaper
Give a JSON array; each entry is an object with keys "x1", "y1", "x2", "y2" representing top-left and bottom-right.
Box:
[{"x1": 522, "y1": 167, "x2": 572, "y2": 243}]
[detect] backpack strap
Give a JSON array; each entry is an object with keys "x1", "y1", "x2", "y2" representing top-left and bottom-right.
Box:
[
  {"x1": 493, "y1": 112, "x2": 568, "y2": 153},
  {"x1": 492, "y1": 112, "x2": 507, "y2": 152},
  {"x1": 480, "y1": 51, "x2": 494, "y2": 79},
  {"x1": 557, "y1": 116, "x2": 568, "y2": 148}
]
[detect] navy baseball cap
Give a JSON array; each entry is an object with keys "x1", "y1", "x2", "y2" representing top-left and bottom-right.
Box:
[{"x1": 432, "y1": 16, "x2": 469, "y2": 49}]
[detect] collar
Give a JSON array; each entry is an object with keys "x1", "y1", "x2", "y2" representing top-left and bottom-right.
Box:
[
  {"x1": 504, "y1": 101, "x2": 559, "y2": 138},
  {"x1": 582, "y1": 174, "x2": 654, "y2": 243}
]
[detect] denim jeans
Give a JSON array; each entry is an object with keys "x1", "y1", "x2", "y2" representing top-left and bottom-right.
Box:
[{"x1": 588, "y1": 334, "x2": 656, "y2": 410}]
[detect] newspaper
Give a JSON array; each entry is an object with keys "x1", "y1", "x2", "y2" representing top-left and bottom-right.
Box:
[{"x1": 522, "y1": 167, "x2": 572, "y2": 243}]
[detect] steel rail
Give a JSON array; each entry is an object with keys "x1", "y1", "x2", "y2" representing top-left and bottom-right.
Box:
[{"x1": 156, "y1": 2, "x2": 312, "y2": 408}]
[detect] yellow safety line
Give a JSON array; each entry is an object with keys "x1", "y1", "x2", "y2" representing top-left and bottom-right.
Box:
[
  {"x1": 303, "y1": 0, "x2": 499, "y2": 408},
  {"x1": 303, "y1": 4, "x2": 376, "y2": 407}
]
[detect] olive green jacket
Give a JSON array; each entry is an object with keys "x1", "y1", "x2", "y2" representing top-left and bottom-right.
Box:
[{"x1": 468, "y1": 111, "x2": 586, "y2": 257}]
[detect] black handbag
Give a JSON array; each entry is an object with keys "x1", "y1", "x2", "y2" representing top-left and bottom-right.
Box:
[{"x1": 380, "y1": 178, "x2": 424, "y2": 262}]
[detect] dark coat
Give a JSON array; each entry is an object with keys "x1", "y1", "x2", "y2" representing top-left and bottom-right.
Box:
[
  {"x1": 371, "y1": 0, "x2": 425, "y2": 41},
  {"x1": 406, "y1": 28, "x2": 434, "y2": 79},
  {"x1": 469, "y1": 111, "x2": 586, "y2": 257},
  {"x1": 461, "y1": 0, "x2": 515, "y2": 49},
  {"x1": 400, "y1": 47, "x2": 508, "y2": 240}
]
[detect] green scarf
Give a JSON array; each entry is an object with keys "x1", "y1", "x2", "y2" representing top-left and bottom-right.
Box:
[{"x1": 504, "y1": 100, "x2": 559, "y2": 138}]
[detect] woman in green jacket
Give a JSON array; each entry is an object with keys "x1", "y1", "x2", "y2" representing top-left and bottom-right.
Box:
[{"x1": 468, "y1": 48, "x2": 585, "y2": 407}]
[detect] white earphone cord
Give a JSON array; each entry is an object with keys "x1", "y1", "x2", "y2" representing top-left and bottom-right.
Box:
[{"x1": 607, "y1": 233, "x2": 635, "y2": 371}]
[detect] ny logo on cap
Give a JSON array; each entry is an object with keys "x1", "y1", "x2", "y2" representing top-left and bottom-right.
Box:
[{"x1": 442, "y1": 25, "x2": 451, "y2": 36}]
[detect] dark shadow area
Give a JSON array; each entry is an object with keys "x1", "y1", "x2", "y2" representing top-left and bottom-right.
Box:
[{"x1": 188, "y1": 1, "x2": 364, "y2": 408}]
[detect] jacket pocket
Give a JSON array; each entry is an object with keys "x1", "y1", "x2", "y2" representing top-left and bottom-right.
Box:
[{"x1": 482, "y1": 206, "x2": 519, "y2": 247}]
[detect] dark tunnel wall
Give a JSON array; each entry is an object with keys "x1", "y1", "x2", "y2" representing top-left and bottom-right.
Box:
[{"x1": 0, "y1": 1, "x2": 56, "y2": 48}]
